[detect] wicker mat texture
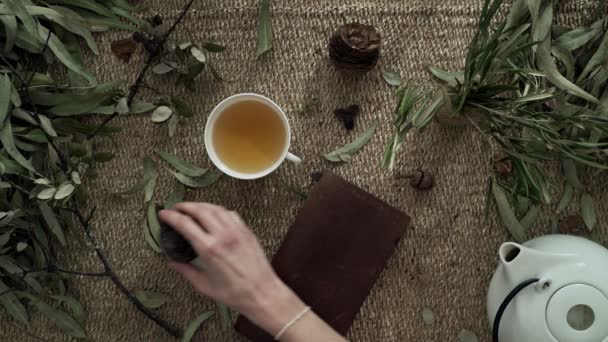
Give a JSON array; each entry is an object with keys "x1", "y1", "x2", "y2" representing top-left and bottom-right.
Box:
[{"x1": 2, "y1": 0, "x2": 607, "y2": 341}]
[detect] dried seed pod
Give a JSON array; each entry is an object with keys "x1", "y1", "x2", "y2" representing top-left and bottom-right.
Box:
[
  {"x1": 311, "y1": 171, "x2": 323, "y2": 183},
  {"x1": 404, "y1": 170, "x2": 435, "y2": 191},
  {"x1": 494, "y1": 155, "x2": 513, "y2": 178},
  {"x1": 328, "y1": 23, "x2": 381, "y2": 72},
  {"x1": 158, "y1": 210, "x2": 196, "y2": 262},
  {"x1": 559, "y1": 215, "x2": 586, "y2": 235}
]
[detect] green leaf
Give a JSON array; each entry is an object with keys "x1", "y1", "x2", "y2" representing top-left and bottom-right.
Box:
[
  {"x1": 0, "y1": 279, "x2": 28, "y2": 324},
  {"x1": 202, "y1": 42, "x2": 226, "y2": 53},
  {"x1": 427, "y1": 66, "x2": 463, "y2": 88},
  {"x1": 551, "y1": 46, "x2": 575, "y2": 80},
  {"x1": 181, "y1": 311, "x2": 215, "y2": 342},
  {"x1": 0, "y1": 15, "x2": 17, "y2": 53},
  {"x1": 92, "y1": 152, "x2": 114, "y2": 163},
  {"x1": 38, "y1": 25, "x2": 96, "y2": 85},
  {"x1": 562, "y1": 159, "x2": 583, "y2": 190},
  {"x1": 146, "y1": 202, "x2": 161, "y2": 252},
  {"x1": 38, "y1": 201, "x2": 66, "y2": 245},
  {"x1": 580, "y1": 194, "x2": 596, "y2": 231},
  {"x1": 154, "y1": 149, "x2": 206, "y2": 177},
  {"x1": 35, "y1": 301, "x2": 85, "y2": 338},
  {"x1": 555, "y1": 25, "x2": 602, "y2": 51},
  {"x1": 536, "y1": 36, "x2": 599, "y2": 104},
  {"x1": 190, "y1": 47, "x2": 206, "y2": 63},
  {"x1": 3, "y1": 0, "x2": 37, "y2": 37},
  {"x1": 143, "y1": 157, "x2": 157, "y2": 203},
  {"x1": 458, "y1": 329, "x2": 478, "y2": 342},
  {"x1": 531, "y1": 4, "x2": 552, "y2": 43},
  {"x1": 171, "y1": 170, "x2": 222, "y2": 188},
  {"x1": 130, "y1": 101, "x2": 156, "y2": 114},
  {"x1": 412, "y1": 95, "x2": 446, "y2": 129},
  {"x1": 171, "y1": 96, "x2": 194, "y2": 117},
  {"x1": 168, "y1": 114, "x2": 179, "y2": 137},
  {"x1": 577, "y1": 31, "x2": 608, "y2": 83},
  {"x1": 255, "y1": 0, "x2": 272, "y2": 57},
  {"x1": 50, "y1": 0, "x2": 115, "y2": 17},
  {"x1": 152, "y1": 63, "x2": 176, "y2": 75},
  {"x1": 0, "y1": 119, "x2": 35, "y2": 171},
  {"x1": 164, "y1": 183, "x2": 185, "y2": 209},
  {"x1": 492, "y1": 179, "x2": 527, "y2": 243},
  {"x1": 217, "y1": 302, "x2": 230, "y2": 330},
  {"x1": 421, "y1": 307, "x2": 435, "y2": 326},
  {"x1": 324, "y1": 122, "x2": 377, "y2": 163},
  {"x1": 382, "y1": 70, "x2": 402, "y2": 86},
  {"x1": 134, "y1": 290, "x2": 170, "y2": 309},
  {"x1": 143, "y1": 220, "x2": 162, "y2": 253},
  {"x1": 520, "y1": 205, "x2": 540, "y2": 230},
  {"x1": 0, "y1": 74, "x2": 11, "y2": 126},
  {"x1": 151, "y1": 106, "x2": 172, "y2": 123},
  {"x1": 50, "y1": 295, "x2": 84, "y2": 323},
  {"x1": 115, "y1": 97, "x2": 128, "y2": 115},
  {"x1": 38, "y1": 115, "x2": 57, "y2": 137},
  {"x1": 54, "y1": 182, "x2": 75, "y2": 200},
  {"x1": 556, "y1": 183, "x2": 573, "y2": 214}
]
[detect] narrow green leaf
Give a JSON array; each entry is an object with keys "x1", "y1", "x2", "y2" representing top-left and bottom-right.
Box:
[
  {"x1": 492, "y1": 179, "x2": 527, "y2": 243},
  {"x1": 0, "y1": 279, "x2": 28, "y2": 324},
  {"x1": 171, "y1": 170, "x2": 222, "y2": 188},
  {"x1": 3, "y1": 0, "x2": 37, "y2": 37},
  {"x1": 555, "y1": 25, "x2": 601, "y2": 51},
  {"x1": 38, "y1": 26, "x2": 96, "y2": 85},
  {"x1": 532, "y1": 4, "x2": 552, "y2": 43},
  {"x1": 171, "y1": 96, "x2": 194, "y2": 117},
  {"x1": 151, "y1": 63, "x2": 176, "y2": 75},
  {"x1": 556, "y1": 183, "x2": 573, "y2": 214},
  {"x1": 92, "y1": 152, "x2": 114, "y2": 163},
  {"x1": 134, "y1": 290, "x2": 170, "y2": 309},
  {"x1": 168, "y1": 114, "x2": 179, "y2": 137},
  {"x1": 427, "y1": 66, "x2": 463, "y2": 88},
  {"x1": 580, "y1": 194, "x2": 596, "y2": 231},
  {"x1": 562, "y1": 159, "x2": 583, "y2": 190},
  {"x1": 130, "y1": 101, "x2": 156, "y2": 114},
  {"x1": 382, "y1": 70, "x2": 402, "y2": 86},
  {"x1": 256, "y1": 0, "x2": 272, "y2": 57},
  {"x1": 54, "y1": 182, "x2": 75, "y2": 200},
  {"x1": 537, "y1": 36, "x2": 599, "y2": 104},
  {"x1": 143, "y1": 157, "x2": 157, "y2": 203},
  {"x1": 0, "y1": 74, "x2": 11, "y2": 126},
  {"x1": 154, "y1": 149, "x2": 206, "y2": 177},
  {"x1": 164, "y1": 184, "x2": 186, "y2": 209},
  {"x1": 217, "y1": 302, "x2": 230, "y2": 330},
  {"x1": 38, "y1": 201, "x2": 66, "y2": 246},
  {"x1": 181, "y1": 311, "x2": 215, "y2": 342},
  {"x1": 151, "y1": 106, "x2": 172, "y2": 123},
  {"x1": 35, "y1": 301, "x2": 85, "y2": 338},
  {"x1": 577, "y1": 31, "x2": 608, "y2": 83},
  {"x1": 143, "y1": 220, "x2": 162, "y2": 253},
  {"x1": 0, "y1": 15, "x2": 17, "y2": 53},
  {"x1": 38, "y1": 115, "x2": 57, "y2": 137},
  {"x1": 50, "y1": 296, "x2": 84, "y2": 323},
  {"x1": 0, "y1": 119, "x2": 35, "y2": 171},
  {"x1": 50, "y1": 0, "x2": 115, "y2": 17},
  {"x1": 520, "y1": 205, "x2": 540, "y2": 230},
  {"x1": 202, "y1": 42, "x2": 226, "y2": 53},
  {"x1": 412, "y1": 95, "x2": 446, "y2": 129},
  {"x1": 146, "y1": 202, "x2": 161, "y2": 253},
  {"x1": 324, "y1": 122, "x2": 377, "y2": 163},
  {"x1": 551, "y1": 46, "x2": 575, "y2": 80}
]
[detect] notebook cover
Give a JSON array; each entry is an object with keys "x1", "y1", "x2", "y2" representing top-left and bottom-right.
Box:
[{"x1": 234, "y1": 171, "x2": 410, "y2": 341}]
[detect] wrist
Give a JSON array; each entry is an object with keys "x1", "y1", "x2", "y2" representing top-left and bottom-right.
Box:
[{"x1": 241, "y1": 277, "x2": 307, "y2": 336}]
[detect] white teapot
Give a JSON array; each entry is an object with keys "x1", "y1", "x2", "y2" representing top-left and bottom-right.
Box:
[{"x1": 487, "y1": 235, "x2": 608, "y2": 342}]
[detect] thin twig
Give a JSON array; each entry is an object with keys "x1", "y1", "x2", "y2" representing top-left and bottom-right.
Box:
[
  {"x1": 87, "y1": 0, "x2": 196, "y2": 139},
  {"x1": 71, "y1": 203, "x2": 181, "y2": 337}
]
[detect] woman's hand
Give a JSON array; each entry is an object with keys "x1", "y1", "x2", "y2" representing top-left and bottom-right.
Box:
[{"x1": 158, "y1": 203, "x2": 306, "y2": 336}]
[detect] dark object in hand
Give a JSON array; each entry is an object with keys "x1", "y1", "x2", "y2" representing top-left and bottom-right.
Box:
[
  {"x1": 328, "y1": 23, "x2": 381, "y2": 72},
  {"x1": 158, "y1": 209, "x2": 196, "y2": 262},
  {"x1": 404, "y1": 170, "x2": 435, "y2": 191},
  {"x1": 334, "y1": 105, "x2": 360, "y2": 130}
]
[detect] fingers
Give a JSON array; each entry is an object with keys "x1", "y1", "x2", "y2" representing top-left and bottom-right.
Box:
[
  {"x1": 174, "y1": 202, "x2": 225, "y2": 234},
  {"x1": 158, "y1": 209, "x2": 211, "y2": 252},
  {"x1": 168, "y1": 261, "x2": 211, "y2": 295}
]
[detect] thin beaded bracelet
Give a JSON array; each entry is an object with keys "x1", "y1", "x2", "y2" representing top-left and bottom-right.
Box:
[{"x1": 274, "y1": 306, "x2": 312, "y2": 340}]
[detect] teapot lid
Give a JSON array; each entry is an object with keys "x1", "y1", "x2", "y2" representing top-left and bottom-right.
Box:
[{"x1": 546, "y1": 284, "x2": 608, "y2": 342}]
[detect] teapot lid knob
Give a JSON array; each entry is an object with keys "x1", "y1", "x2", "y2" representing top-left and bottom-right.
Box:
[{"x1": 546, "y1": 284, "x2": 608, "y2": 341}]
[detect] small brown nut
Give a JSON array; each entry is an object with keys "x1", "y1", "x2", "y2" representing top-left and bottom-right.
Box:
[{"x1": 407, "y1": 170, "x2": 435, "y2": 191}]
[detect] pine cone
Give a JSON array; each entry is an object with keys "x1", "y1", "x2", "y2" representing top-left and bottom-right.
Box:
[{"x1": 328, "y1": 23, "x2": 381, "y2": 72}]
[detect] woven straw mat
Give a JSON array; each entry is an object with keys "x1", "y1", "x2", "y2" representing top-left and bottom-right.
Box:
[{"x1": 2, "y1": 0, "x2": 606, "y2": 341}]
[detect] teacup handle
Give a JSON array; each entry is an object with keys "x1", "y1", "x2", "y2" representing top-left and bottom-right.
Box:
[{"x1": 286, "y1": 152, "x2": 302, "y2": 164}]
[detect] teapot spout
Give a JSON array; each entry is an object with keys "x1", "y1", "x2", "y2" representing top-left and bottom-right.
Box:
[
  {"x1": 499, "y1": 242, "x2": 524, "y2": 266},
  {"x1": 498, "y1": 241, "x2": 575, "y2": 280}
]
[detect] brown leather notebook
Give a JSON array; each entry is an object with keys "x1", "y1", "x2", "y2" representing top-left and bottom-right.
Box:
[{"x1": 234, "y1": 171, "x2": 410, "y2": 341}]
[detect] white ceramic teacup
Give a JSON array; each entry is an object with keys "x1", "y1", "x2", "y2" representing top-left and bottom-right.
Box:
[{"x1": 204, "y1": 93, "x2": 301, "y2": 180}]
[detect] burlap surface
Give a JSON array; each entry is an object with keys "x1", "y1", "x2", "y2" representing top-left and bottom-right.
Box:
[{"x1": 2, "y1": 0, "x2": 606, "y2": 341}]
